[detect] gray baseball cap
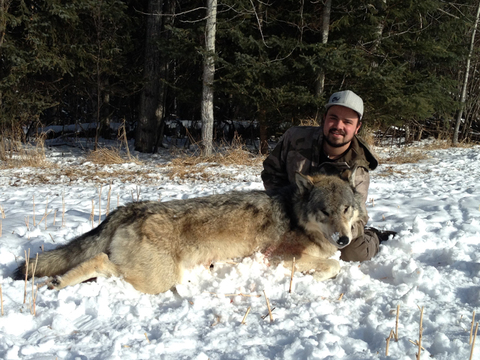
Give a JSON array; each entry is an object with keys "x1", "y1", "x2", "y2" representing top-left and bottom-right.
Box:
[{"x1": 325, "y1": 90, "x2": 364, "y2": 120}]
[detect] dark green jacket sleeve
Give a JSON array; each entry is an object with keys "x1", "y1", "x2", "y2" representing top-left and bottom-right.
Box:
[{"x1": 261, "y1": 132, "x2": 291, "y2": 190}]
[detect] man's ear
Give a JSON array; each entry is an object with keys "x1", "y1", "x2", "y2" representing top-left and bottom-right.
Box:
[
  {"x1": 321, "y1": 112, "x2": 327, "y2": 126},
  {"x1": 295, "y1": 172, "x2": 314, "y2": 194},
  {"x1": 355, "y1": 121, "x2": 362, "y2": 135}
]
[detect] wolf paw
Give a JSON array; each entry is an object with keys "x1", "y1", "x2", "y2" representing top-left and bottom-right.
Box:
[{"x1": 47, "y1": 276, "x2": 63, "y2": 290}]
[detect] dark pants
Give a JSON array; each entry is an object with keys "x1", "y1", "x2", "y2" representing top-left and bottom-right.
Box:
[{"x1": 340, "y1": 228, "x2": 379, "y2": 262}]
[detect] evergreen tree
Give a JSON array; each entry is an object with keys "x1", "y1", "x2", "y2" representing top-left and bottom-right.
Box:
[
  {"x1": 1, "y1": 0, "x2": 142, "y2": 137},
  {"x1": 2, "y1": 0, "x2": 480, "y2": 147}
]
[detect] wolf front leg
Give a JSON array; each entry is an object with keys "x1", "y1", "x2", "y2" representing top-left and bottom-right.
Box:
[
  {"x1": 289, "y1": 255, "x2": 341, "y2": 281},
  {"x1": 47, "y1": 253, "x2": 121, "y2": 290}
]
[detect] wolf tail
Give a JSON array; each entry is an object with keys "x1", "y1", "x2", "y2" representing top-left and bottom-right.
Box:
[{"x1": 13, "y1": 216, "x2": 114, "y2": 281}]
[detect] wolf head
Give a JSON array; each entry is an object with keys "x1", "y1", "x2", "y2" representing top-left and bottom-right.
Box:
[{"x1": 294, "y1": 168, "x2": 364, "y2": 249}]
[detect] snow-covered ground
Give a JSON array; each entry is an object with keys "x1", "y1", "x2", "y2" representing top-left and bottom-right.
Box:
[{"x1": 0, "y1": 142, "x2": 480, "y2": 359}]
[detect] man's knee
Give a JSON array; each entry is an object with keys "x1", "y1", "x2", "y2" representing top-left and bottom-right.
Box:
[{"x1": 340, "y1": 229, "x2": 379, "y2": 262}]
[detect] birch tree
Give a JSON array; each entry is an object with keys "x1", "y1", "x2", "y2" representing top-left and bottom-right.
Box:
[
  {"x1": 314, "y1": 0, "x2": 331, "y2": 121},
  {"x1": 201, "y1": 0, "x2": 217, "y2": 156},
  {"x1": 453, "y1": 1, "x2": 480, "y2": 145}
]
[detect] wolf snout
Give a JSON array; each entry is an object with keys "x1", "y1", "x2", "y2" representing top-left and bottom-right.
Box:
[{"x1": 337, "y1": 236, "x2": 350, "y2": 247}]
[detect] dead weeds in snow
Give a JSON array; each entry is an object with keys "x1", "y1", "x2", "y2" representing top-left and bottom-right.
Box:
[
  {"x1": 380, "y1": 138, "x2": 475, "y2": 165},
  {"x1": 0, "y1": 130, "x2": 51, "y2": 169},
  {"x1": 381, "y1": 149, "x2": 430, "y2": 164},
  {"x1": 85, "y1": 147, "x2": 142, "y2": 165},
  {"x1": 165, "y1": 135, "x2": 264, "y2": 180}
]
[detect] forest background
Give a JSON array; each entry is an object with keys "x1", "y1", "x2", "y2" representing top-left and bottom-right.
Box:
[{"x1": 2, "y1": 0, "x2": 480, "y2": 154}]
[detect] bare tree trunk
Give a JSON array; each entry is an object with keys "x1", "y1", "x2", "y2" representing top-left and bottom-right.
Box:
[
  {"x1": 370, "y1": 0, "x2": 387, "y2": 68},
  {"x1": 201, "y1": 0, "x2": 217, "y2": 156},
  {"x1": 258, "y1": 109, "x2": 269, "y2": 155},
  {"x1": 135, "y1": 0, "x2": 164, "y2": 153},
  {"x1": 453, "y1": 0, "x2": 480, "y2": 145},
  {"x1": 94, "y1": 58, "x2": 101, "y2": 151},
  {"x1": 314, "y1": 0, "x2": 331, "y2": 121},
  {"x1": 0, "y1": 0, "x2": 9, "y2": 48},
  {"x1": 92, "y1": 1, "x2": 104, "y2": 152},
  {"x1": 0, "y1": 0, "x2": 12, "y2": 118},
  {"x1": 153, "y1": 0, "x2": 175, "y2": 153}
]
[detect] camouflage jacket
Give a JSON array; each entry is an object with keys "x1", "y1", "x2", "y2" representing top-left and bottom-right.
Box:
[{"x1": 261, "y1": 126, "x2": 379, "y2": 235}]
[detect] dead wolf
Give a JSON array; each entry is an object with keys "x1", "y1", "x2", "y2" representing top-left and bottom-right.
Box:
[{"x1": 14, "y1": 169, "x2": 365, "y2": 294}]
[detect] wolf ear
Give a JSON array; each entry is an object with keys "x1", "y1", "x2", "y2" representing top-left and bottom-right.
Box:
[
  {"x1": 340, "y1": 164, "x2": 358, "y2": 188},
  {"x1": 295, "y1": 172, "x2": 314, "y2": 194}
]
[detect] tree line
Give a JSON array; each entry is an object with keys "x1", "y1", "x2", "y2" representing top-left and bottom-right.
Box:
[{"x1": 2, "y1": 0, "x2": 480, "y2": 153}]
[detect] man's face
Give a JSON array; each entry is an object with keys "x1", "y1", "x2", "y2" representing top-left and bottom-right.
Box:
[{"x1": 323, "y1": 105, "x2": 361, "y2": 148}]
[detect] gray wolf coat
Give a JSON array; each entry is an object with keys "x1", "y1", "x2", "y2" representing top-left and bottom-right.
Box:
[{"x1": 14, "y1": 169, "x2": 365, "y2": 294}]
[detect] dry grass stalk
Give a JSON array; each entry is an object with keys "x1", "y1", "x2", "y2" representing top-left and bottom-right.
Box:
[
  {"x1": 263, "y1": 290, "x2": 274, "y2": 322},
  {"x1": 91, "y1": 199, "x2": 95, "y2": 228},
  {"x1": 132, "y1": 186, "x2": 141, "y2": 202},
  {"x1": 417, "y1": 306, "x2": 424, "y2": 360},
  {"x1": 337, "y1": 293, "x2": 344, "y2": 301},
  {"x1": 106, "y1": 185, "x2": 112, "y2": 217},
  {"x1": 30, "y1": 254, "x2": 39, "y2": 316},
  {"x1": 409, "y1": 339, "x2": 426, "y2": 350},
  {"x1": 33, "y1": 195, "x2": 36, "y2": 226},
  {"x1": 167, "y1": 134, "x2": 263, "y2": 180},
  {"x1": 241, "y1": 307, "x2": 251, "y2": 325},
  {"x1": 23, "y1": 249, "x2": 30, "y2": 304},
  {"x1": 62, "y1": 192, "x2": 65, "y2": 228},
  {"x1": 86, "y1": 122, "x2": 139, "y2": 166},
  {"x1": 86, "y1": 148, "x2": 126, "y2": 165},
  {"x1": 261, "y1": 307, "x2": 276, "y2": 320},
  {"x1": 298, "y1": 117, "x2": 320, "y2": 127},
  {"x1": 289, "y1": 257, "x2": 296, "y2": 293},
  {"x1": 144, "y1": 332, "x2": 150, "y2": 343},
  {"x1": 395, "y1": 304, "x2": 400, "y2": 341},
  {"x1": 49, "y1": 233, "x2": 55, "y2": 243},
  {"x1": 211, "y1": 315, "x2": 221, "y2": 327},
  {"x1": 44, "y1": 196, "x2": 48, "y2": 230},
  {"x1": 0, "y1": 130, "x2": 49, "y2": 168},
  {"x1": 470, "y1": 311, "x2": 476, "y2": 345},
  {"x1": 386, "y1": 329, "x2": 395, "y2": 356},
  {"x1": 470, "y1": 322, "x2": 479, "y2": 360},
  {"x1": 31, "y1": 284, "x2": 39, "y2": 316},
  {"x1": 382, "y1": 149, "x2": 429, "y2": 165},
  {"x1": 38, "y1": 210, "x2": 52, "y2": 230},
  {"x1": 31, "y1": 254, "x2": 38, "y2": 289},
  {"x1": 98, "y1": 186, "x2": 102, "y2": 225},
  {"x1": 119, "y1": 119, "x2": 134, "y2": 161},
  {"x1": 53, "y1": 209, "x2": 57, "y2": 226},
  {"x1": 210, "y1": 292, "x2": 261, "y2": 298},
  {"x1": 0, "y1": 205, "x2": 5, "y2": 219},
  {"x1": 0, "y1": 283, "x2": 3, "y2": 316},
  {"x1": 360, "y1": 124, "x2": 377, "y2": 149}
]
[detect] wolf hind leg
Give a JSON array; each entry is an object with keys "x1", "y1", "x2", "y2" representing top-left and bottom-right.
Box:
[{"x1": 47, "y1": 253, "x2": 121, "y2": 290}]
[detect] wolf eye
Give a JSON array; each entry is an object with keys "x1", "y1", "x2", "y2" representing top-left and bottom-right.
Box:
[
  {"x1": 344, "y1": 206, "x2": 350, "y2": 214},
  {"x1": 321, "y1": 210, "x2": 329, "y2": 216}
]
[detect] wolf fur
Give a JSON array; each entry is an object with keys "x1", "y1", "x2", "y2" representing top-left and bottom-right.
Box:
[{"x1": 14, "y1": 170, "x2": 365, "y2": 294}]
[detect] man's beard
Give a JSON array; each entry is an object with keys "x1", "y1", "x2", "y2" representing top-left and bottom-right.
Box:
[{"x1": 323, "y1": 129, "x2": 353, "y2": 148}]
